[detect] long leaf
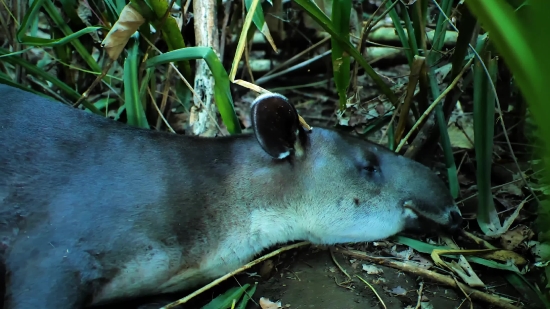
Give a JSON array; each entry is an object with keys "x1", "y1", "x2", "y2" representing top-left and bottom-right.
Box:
[{"x1": 146, "y1": 47, "x2": 241, "y2": 134}]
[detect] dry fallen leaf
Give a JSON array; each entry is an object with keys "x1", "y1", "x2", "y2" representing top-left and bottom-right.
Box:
[
  {"x1": 390, "y1": 245, "x2": 414, "y2": 260},
  {"x1": 362, "y1": 263, "x2": 384, "y2": 275},
  {"x1": 101, "y1": 4, "x2": 145, "y2": 59},
  {"x1": 388, "y1": 285, "x2": 407, "y2": 296},
  {"x1": 448, "y1": 114, "x2": 475, "y2": 149},
  {"x1": 77, "y1": 0, "x2": 100, "y2": 42},
  {"x1": 259, "y1": 297, "x2": 282, "y2": 309},
  {"x1": 259, "y1": 259, "x2": 275, "y2": 279},
  {"x1": 411, "y1": 254, "x2": 434, "y2": 269},
  {"x1": 500, "y1": 224, "x2": 534, "y2": 250},
  {"x1": 449, "y1": 255, "x2": 485, "y2": 288}
]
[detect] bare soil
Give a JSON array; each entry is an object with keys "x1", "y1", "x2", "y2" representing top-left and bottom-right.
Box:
[
  {"x1": 244, "y1": 246, "x2": 489, "y2": 309},
  {"x1": 105, "y1": 245, "x2": 525, "y2": 309}
]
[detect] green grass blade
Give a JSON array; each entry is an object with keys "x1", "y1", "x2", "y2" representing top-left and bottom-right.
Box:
[
  {"x1": 145, "y1": 47, "x2": 241, "y2": 134},
  {"x1": 245, "y1": 0, "x2": 266, "y2": 34},
  {"x1": 442, "y1": 5, "x2": 478, "y2": 118},
  {"x1": 235, "y1": 283, "x2": 257, "y2": 309},
  {"x1": 201, "y1": 283, "x2": 250, "y2": 309},
  {"x1": 330, "y1": 0, "x2": 351, "y2": 110},
  {"x1": 123, "y1": 37, "x2": 149, "y2": 129},
  {"x1": 473, "y1": 53, "x2": 500, "y2": 234},
  {"x1": 144, "y1": 0, "x2": 192, "y2": 82},
  {"x1": 420, "y1": 0, "x2": 458, "y2": 198},
  {"x1": 18, "y1": 0, "x2": 100, "y2": 47},
  {"x1": 17, "y1": 0, "x2": 106, "y2": 83},
  {"x1": 410, "y1": 0, "x2": 428, "y2": 50},
  {"x1": 426, "y1": 64, "x2": 459, "y2": 198},
  {"x1": 429, "y1": 0, "x2": 452, "y2": 64},
  {"x1": 399, "y1": 2, "x2": 419, "y2": 57},
  {"x1": 293, "y1": 0, "x2": 399, "y2": 106},
  {"x1": 385, "y1": 0, "x2": 414, "y2": 66},
  {"x1": 0, "y1": 48, "x2": 101, "y2": 114}
]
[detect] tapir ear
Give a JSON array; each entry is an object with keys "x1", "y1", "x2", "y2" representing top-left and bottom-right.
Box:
[{"x1": 250, "y1": 92, "x2": 303, "y2": 159}]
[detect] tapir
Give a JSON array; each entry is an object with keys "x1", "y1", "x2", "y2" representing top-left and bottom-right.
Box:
[{"x1": 0, "y1": 84, "x2": 462, "y2": 308}]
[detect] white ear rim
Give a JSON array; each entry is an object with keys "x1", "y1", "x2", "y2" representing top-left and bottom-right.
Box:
[
  {"x1": 251, "y1": 92, "x2": 289, "y2": 107},
  {"x1": 277, "y1": 151, "x2": 291, "y2": 159}
]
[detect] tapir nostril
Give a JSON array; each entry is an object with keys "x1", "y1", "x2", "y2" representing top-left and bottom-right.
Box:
[{"x1": 450, "y1": 210, "x2": 463, "y2": 228}]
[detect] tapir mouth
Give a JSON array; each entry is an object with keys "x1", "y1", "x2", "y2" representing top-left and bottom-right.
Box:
[
  {"x1": 403, "y1": 200, "x2": 463, "y2": 234},
  {"x1": 447, "y1": 208, "x2": 463, "y2": 231}
]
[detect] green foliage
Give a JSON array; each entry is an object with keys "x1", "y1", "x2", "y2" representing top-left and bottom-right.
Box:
[
  {"x1": 473, "y1": 53, "x2": 499, "y2": 234},
  {"x1": 293, "y1": 0, "x2": 399, "y2": 106},
  {"x1": 464, "y1": 0, "x2": 550, "y2": 302},
  {"x1": 4, "y1": 0, "x2": 242, "y2": 134},
  {"x1": 200, "y1": 283, "x2": 256, "y2": 309},
  {"x1": 124, "y1": 36, "x2": 149, "y2": 128},
  {"x1": 146, "y1": 47, "x2": 241, "y2": 135},
  {"x1": 330, "y1": 0, "x2": 352, "y2": 110}
]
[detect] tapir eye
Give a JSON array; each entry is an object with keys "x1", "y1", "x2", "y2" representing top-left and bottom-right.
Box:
[
  {"x1": 360, "y1": 151, "x2": 380, "y2": 175},
  {"x1": 363, "y1": 165, "x2": 377, "y2": 173}
]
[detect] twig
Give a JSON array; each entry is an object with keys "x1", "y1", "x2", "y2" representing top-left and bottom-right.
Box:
[
  {"x1": 454, "y1": 276, "x2": 473, "y2": 309},
  {"x1": 160, "y1": 241, "x2": 310, "y2": 309},
  {"x1": 338, "y1": 248, "x2": 521, "y2": 309},
  {"x1": 329, "y1": 247, "x2": 352, "y2": 280},
  {"x1": 396, "y1": 56, "x2": 474, "y2": 153},
  {"x1": 415, "y1": 282, "x2": 424, "y2": 309},
  {"x1": 355, "y1": 275, "x2": 387, "y2": 309}
]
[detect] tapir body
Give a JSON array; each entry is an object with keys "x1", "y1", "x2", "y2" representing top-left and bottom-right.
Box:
[{"x1": 0, "y1": 84, "x2": 462, "y2": 308}]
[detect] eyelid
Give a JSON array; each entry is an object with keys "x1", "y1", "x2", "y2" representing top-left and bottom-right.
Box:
[{"x1": 363, "y1": 164, "x2": 377, "y2": 172}]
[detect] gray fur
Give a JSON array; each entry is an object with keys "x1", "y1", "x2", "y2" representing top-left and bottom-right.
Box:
[{"x1": 0, "y1": 84, "x2": 461, "y2": 308}]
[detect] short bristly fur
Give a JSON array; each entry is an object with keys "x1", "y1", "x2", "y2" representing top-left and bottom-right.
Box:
[{"x1": 0, "y1": 85, "x2": 462, "y2": 308}]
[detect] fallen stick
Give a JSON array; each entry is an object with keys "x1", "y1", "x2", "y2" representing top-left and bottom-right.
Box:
[
  {"x1": 160, "y1": 241, "x2": 310, "y2": 309},
  {"x1": 337, "y1": 248, "x2": 522, "y2": 309}
]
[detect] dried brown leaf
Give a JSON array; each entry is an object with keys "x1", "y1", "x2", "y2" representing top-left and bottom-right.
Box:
[{"x1": 101, "y1": 4, "x2": 145, "y2": 60}]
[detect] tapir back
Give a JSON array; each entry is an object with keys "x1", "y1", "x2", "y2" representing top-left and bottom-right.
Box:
[{"x1": 0, "y1": 85, "x2": 255, "y2": 261}]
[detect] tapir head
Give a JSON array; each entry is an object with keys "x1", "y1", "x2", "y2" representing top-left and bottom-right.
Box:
[{"x1": 249, "y1": 92, "x2": 462, "y2": 245}]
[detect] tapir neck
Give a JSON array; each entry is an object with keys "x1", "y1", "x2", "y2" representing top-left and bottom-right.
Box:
[
  {"x1": 153, "y1": 131, "x2": 316, "y2": 266},
  {"x1": 208, "y1": 207, "x2": 311, "y2": 267}
]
